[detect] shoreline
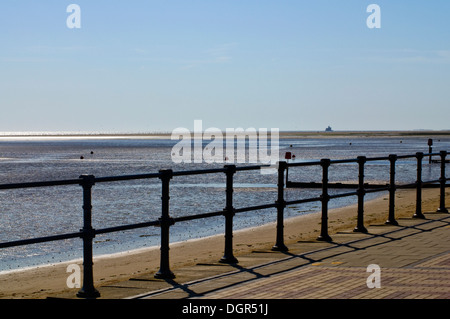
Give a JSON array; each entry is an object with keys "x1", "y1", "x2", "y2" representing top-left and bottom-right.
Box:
[
  {"x1": 0, "y1": 187, "x2": 445, "y2": 299},
  {"x1": 0, "y1": 130, "x2": 449, "y2": 139}
]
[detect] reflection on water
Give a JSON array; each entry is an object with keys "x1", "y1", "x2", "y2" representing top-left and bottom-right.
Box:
[{"x1": 0, "y1": 136, "x2": 449, "y2": 271}]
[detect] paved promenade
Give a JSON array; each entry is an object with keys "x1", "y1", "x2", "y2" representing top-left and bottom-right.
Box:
[
  {"x1": 64, "y1": 211, "x2": 450, "y2": 300},
  {"x1": 201, "y1": 214, "x2": 450, "y2": 299}
]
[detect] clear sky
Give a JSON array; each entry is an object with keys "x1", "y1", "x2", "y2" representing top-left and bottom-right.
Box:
[{"x1": 1, "y1": 1, "x2": 449, "y2": 133}]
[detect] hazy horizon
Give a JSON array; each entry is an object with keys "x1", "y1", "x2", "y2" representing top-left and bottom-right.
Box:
[{"x1": 1, "y1": 128, "x2": 450, "y2": 137}]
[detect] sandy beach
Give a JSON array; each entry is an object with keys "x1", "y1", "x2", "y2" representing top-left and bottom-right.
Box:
[{"x1": 0, "y1": 187, "x2": 447, "y2": 299}]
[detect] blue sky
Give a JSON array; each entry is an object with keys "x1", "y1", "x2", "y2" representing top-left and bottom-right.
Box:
[{"x1": 1, "y1": 1, "x2": 449, "y2": 133}]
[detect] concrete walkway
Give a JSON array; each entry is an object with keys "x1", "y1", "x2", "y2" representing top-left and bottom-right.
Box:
[{"x1": 63, "y1": 211, "x2": 450, "y2": 300}]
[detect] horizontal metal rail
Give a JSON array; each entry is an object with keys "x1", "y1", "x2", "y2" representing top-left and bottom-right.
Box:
[
  {"x1": 0, "y1": 231, "x2": 82, "y2": 249},
  {"x1": 0, "y1": 178, "x2": 81, "y2": 190}
]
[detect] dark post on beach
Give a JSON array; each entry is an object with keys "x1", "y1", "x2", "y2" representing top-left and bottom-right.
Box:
[
  {"x1": 437, "y1": 150, "x2": 449, "y2": 213},
  {"x1": 154, "y1": 169, "x2": 175, "y2": 279},
  {"x1": 77, "y1": 174, "x2": 100, "y2": 299},
  {"x1": 220, "y1": 165, "x2": 238, "y2": 263},
  {"x1": 414, "y1": 152, "x2": 425, "y2": 219},
  {"x1": 386, "y1": 154, "x2": 399, "y2": 225},
  {"x1": 354, "y1": 156, "x2": 368, "y2": 233},
  {"x1": 428, "y1": 139, "x2": 433, "y2": 164},
  {"x1": 317, "y1": 159, "x2": 332, "y2": 241},
  {"x1": 273, "y1": 161, "x2": 288, "y2": 251}
]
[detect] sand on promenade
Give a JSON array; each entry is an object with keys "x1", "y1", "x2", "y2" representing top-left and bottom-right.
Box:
[{"x1": 0, "y1": 187, "x2": 446, "y2": 299}]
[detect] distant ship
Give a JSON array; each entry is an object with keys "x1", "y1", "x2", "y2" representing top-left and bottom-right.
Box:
[{"x1": 325, "y1": 126, "x2": 333, "y2": 132}]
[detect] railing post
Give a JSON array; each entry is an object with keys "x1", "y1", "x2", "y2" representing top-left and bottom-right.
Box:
[
  {"x1": 354, "y1": 156, "x2": 368, "y2": 233},
  {"x1": 272, "y1": 161, "x2": 289, "y2": 251},
  {"x1": 77, "y1": 174, "x2": 100, "y2": 299},
  {"x1": 413, "y1": 152, "x2": 425, "y2": 219},
  {"x1": 437, "y1": 151, "x2": 449, "y2": 213},
  {"x1": 429, "y1": 145, "x2": 433, "y2": 164},
  {"x1": 220, "y1": 165, "x2": 238, "y2": 263},
  {"x1": 317, "y1": 159, "x2": 332, "y2": 242},
  {"x1": 154, "y1": 169, "x2": 175, "y2": 279},
  {"x1": 386, "y1": 154, "x2": 399, "y2": 225}
]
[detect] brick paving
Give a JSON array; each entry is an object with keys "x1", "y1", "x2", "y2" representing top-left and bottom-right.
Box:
[
  {"x1": 54, "y1": 212, "x2": 450, "y2": 299},
  {"x1": 199, "y1": 215, "x2": 450, "y2": 299},
  {"x1": 122, "y1": 212, "x2": 450, "y2": 299},
  {"x1": 203, "y1": 264, "x2": 450, "y2": 299}
]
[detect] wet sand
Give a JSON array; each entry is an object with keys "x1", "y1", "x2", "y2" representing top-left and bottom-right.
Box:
[{"x1": 0, "y1": 187, "x2": 445, "y2": 299}]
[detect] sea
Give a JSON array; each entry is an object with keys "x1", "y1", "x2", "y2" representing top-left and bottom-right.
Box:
[{"x1": 1, "y1": 134, "x2": 449, "y2": 272}]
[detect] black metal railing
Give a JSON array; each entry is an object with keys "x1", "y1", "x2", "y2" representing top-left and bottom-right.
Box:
[{"x1": 0, "y1": 150, "x2": 449, "y2": 298}]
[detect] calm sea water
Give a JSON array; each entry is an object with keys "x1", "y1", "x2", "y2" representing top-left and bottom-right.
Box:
[{"x1": 0, "y1": 135, "x2": 449, "y2": 272}]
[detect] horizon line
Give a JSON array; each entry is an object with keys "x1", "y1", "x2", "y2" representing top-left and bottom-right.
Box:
[{"x1": 0, "y1": 129, "x2": 449, "y2": 138}]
